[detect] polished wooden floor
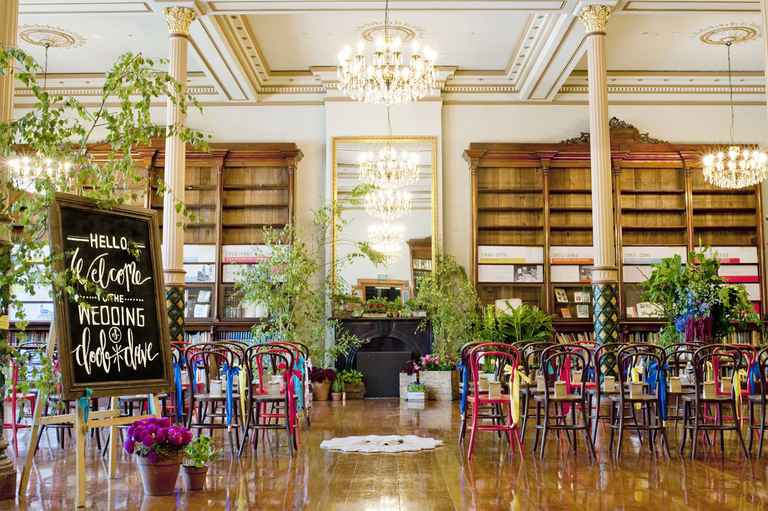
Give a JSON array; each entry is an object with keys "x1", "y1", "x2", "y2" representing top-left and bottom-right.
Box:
[{"x1": 4, "y1": 399, "x2": 768, "y2": 510}]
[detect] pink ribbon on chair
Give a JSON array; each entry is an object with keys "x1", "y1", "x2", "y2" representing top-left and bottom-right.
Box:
[{"x1": 560, "y1": 357, "x2": 574, "y2": 415}]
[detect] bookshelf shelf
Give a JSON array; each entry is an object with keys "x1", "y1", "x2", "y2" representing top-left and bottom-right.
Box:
[{"x1": 466, "y1": 121, "x2": 766, "y2": 342}]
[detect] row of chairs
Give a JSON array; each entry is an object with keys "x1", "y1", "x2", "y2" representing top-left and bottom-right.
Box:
[{"x1": 458, "y1": 340, "x2": 768, "y2": 461}]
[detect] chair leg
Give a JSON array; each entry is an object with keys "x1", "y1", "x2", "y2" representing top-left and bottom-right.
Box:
[
  {"x1": 616, "y1": 400, "x2": 625, "y2": 461},
  {"x1": 749, "y1": 402, "x2": 755, "y2": 455},
  {"x1": 532, "y1": 400, "x2": 542, "y2": 454},
  {"x1": 520, "y1": 392, "x2": 530, "y2": 443},
  {"x1": 679, "y1": 401, "x2": 689, "y2": 457},
  {"x1": 608, "y1": 400, "x2": 616, "y2": 455},
  {"x1": 467, "y1": 402, "x2": 479, "y2": 461},
  {"x1": 581, "y1": 398, "x2": 596, "y2": 462},
  {"x1": 759, "y1": 401, "x2": 767, "y2": 459},
  {"x1": 539, "y1": 401, "x2": 549, "y2": 461},
  {"x1": 691, "y1": 403, "x2": 699, "y2": 460},
  {"x1": 733, "y1": 401, "x2": 750, "y2": 460}
]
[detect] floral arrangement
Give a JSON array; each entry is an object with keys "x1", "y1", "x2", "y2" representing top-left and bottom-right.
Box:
[
  {"x1": 401, "y1": 359, "x2": 421, "y2": 376},
  {"x1": 124, "y1": 417, "x2": 193, "y2": 462},
  {"x1": 643, "y1": 248, "x2": 759, "y2": 345},
  {"x1": 401, "y1": 354, "x2": 456, "y2": 375},
  {"x1": 309, "y1": 367, "x2": 336, "y2": 383}
]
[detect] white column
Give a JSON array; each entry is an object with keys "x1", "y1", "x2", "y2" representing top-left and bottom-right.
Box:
[
  {"x1": 578, "y1": 4, "x2": 619, "y2": 344},
  {"x1": 162, "y1": 6, "x2": 195, "y2": 341}
]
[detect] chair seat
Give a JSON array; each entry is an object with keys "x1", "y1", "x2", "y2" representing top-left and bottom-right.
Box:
[
  {"x1": 682, "y1": 394, "x2": 732, "y2": 402},
  {"x1": 534, "y1": 393, "x2": 583, "y2": 401},
  {"x1": 195, "y1": 393, "x2": 240, "y2": 400},
  {"x1": 609, "y1": 394, "x2": 658, "y2": 402}
]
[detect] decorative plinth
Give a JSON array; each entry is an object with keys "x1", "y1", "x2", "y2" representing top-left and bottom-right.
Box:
[
  {"x1": 399, "y1": 371, "x2": 458, "y2": 401},
  {"x1": 166, "y1": 285, "x2": 184, "y2": 342}
]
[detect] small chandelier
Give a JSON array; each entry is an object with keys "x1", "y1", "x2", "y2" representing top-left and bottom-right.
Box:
[
  {"x1": 364, "y1": 188, "x2": 412, "y2": 222},
  {"x1": 368, "y1": 222, "x2": 405, "y2": 262},
  {"x1": 7, "y1": 155, "x2": 72, "y2": 193},
  {"x1": 359, "y1": 146, "x2": 419, "y2": 189},
  {"x1": 337, "y1": 0, "x2": 437, "y2": 105},
  {"x1": 702, "y1": 41, "x2": 768, "y2": 188}
]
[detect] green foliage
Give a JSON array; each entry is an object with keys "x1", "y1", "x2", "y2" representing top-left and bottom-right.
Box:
[
  {"x1": 331, "y1": 378, "x2": 344, "y2": 393},
  {"x1": 237, "y1": 185, "x2": 381, "y2": 365},
  {"x1": 0, "y1": 49, "x2": 208, "y2": 396},
  {"x1": 338, "y1": 369, "x2": 364, "y2": 385},
  {"x1": 183, "y1": 436, "x2": 218, "y2": 468},
  {"x1": 413, "y1": 254, "x2": 480, "y2": 359},
  {"x1": 642, "y1": 248, "x2": 759, "y2": 344},
  {"x1": 491, "y1": 303, "x2": 553, "y2": 344},
  {"x1": 406, "y1": 382, "x2": 426, "y2": 393}
]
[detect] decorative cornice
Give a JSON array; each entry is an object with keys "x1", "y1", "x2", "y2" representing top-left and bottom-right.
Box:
[
  {"x1": 164, "y1": 6, "x2": 196, "y2": 36},
  {"x1": 577, "y1": 5, "x2": 611, "y2": 34},
  {"x1": 15, "y1": 86, "x2": 218, "y2": 97},
  {"x1": 560, "y1": 84, "x2": 763, "y2": 94}
]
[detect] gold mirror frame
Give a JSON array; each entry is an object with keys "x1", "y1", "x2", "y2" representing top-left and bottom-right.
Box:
[{"x1": 331, "y1": 136, "x2": 438, "y2": 294}]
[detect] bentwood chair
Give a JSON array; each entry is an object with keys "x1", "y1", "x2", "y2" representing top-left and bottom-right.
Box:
[
  {"x1": 680, "y1": 346, "x2": 749, "y2": 460},
  {"x1": 464, "y1": 343, "x2": 522, "y2": 460},
  {"x1": 185, "y1": 343, "x2": 244, "y2": 454},
  {"x1": 240, "y1": 345, "x2": 297, "y2": 456},
  {"x1": 589, "y1": 342, "x2": 625, "y2": 444},
  {"x1": 457, "y1": 341, "x2": 484, "y2": 446},
  {"x1": 608, "y1": 344, "x2": 671, "y2": 459},
  {"x1": 533, "y1": 344, "x2": 596, "y2": 461},
  {"x1": 5, "y1": 342, "x2": 45, "y2": 455},
  {"x1": 518, "y1": 341, "x2": 553, "y2": 443},
  {"x1": 664, "y1": 345, "x2": 697, "y2": 430},
  {"x1": 746, "y1": 346, "x2": 768, "y2": 456}
]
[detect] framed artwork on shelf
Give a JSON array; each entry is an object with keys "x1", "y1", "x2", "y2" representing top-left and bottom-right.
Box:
[{"x1": 554, "y1": 288, "x2": 568, "y2": 303}]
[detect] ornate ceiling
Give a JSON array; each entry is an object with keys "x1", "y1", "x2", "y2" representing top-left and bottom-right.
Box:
[{"x1": 14, "y1": 0, "x2": 767, "y2": 105}]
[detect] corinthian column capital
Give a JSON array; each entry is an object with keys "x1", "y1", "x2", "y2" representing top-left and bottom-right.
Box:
[
  {"x1": 577, "y1": 4, "x2": 611, "y2": 35},
  {"x1": 164, "y1": 6, "x2": 196, "y2": 36}
]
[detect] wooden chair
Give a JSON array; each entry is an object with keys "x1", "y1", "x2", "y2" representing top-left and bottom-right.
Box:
[
  {"x1": 517, "y1": 341, "x2": 553, "y2": 443},
  {"x1": 533, "y1": 344, "x2": 596, "y2": 461},
  {"x1": 239, "y1": 345, "x2": 297, "y2": 456},
  {"x1": 608, "y1": 344, "x2": 671, "y2": 459},
  {"x1": 4, "y1": 342, "x2": 45, "y2": 455},
  {"x1": 588, "y1": 342, "x2": 625, "y2": 444}
]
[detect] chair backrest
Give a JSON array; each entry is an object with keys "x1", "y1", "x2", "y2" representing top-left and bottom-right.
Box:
[
  {"x1": 692, "y1": 344, "x2": 744, "y2": 393},
  {"x1": 665, "y1": 345, "x2": 696, "y2": 380},
  {"x1": 467, "y1": 343, "x2": 519, "y2": 395},
  {"x1": 540, "y1": 344, "x2": 592, "y2": 397},
  {"x1": 244, "y1": 345, "x2": 294, "y2": 395},
  {"x1": 520, "y1": 341, "x2": 553, "y2": 375},
  {"x1": 184, "y1": 343, "x2": 243, "y2": 393},
  {"x1": 616, "y1": 344, "x2": 666, "y2": 393}
]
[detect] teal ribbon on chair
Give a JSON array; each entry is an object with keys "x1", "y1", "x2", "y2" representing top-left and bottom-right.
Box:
[
  {"x1": 222, "y1": 362, "x2": 240, "y2": 428},
  {"x1": 293, "y1": 355, "x2": 306, "y2": 412},
  {"x1": 173, "y1": 355, "x2": 185, "y2": 422},
  {"x1": 457, "y1": 360, "x2": 468, "y2": 415},
  {"x1": 78, "y1": 388, "x2": 93, "y2": 424}
]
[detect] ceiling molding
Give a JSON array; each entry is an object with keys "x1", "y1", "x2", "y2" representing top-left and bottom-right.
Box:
[
  {"x1": 621, "y1": 1, "x2": 760, "y2": 13},
  {"x1": 206, "y1": 0, "x2": 567, "y2": 13},
  {"x1": 19, "y1": 1, "x2": 153, "y2": 14}
]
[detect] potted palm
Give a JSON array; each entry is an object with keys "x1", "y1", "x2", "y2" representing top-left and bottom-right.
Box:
[
  {"x1": 124, "y1": 417, "x2": 193, "y2": 496},
  {"x1": 181, "y1": 436, "x2": 217, "y2": 491},
  {"x1": 483, "y1": 302, "x2": 553, "y2": 343},
  {"x1": 310, "y1": 367, "x2": 336, "y2": 401}
]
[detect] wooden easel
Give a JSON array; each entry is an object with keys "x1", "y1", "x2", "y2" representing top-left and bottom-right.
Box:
[{"x1": 17, "y1": 325, "x2": 162, "y2": 508}]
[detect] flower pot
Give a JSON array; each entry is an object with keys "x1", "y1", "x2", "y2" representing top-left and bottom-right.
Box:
[
  {"x1": 344, "y1": 382, "x2": 365, "y2": 400},
  {"x1": 181, "y1": 465, "x2": 208, "y2": 491},
  {"x1": 331, "y1": 392, "x2": 343, "y2": 401},
  {"x1": 420, "y1": 370, "x2": 459, "y2": 401},
  {"x1": 313, "y1": 381, "x2": 331, "y2": 401},
  {"x1": 136, "y1": 454, "x2": 181, "y2": 496}
]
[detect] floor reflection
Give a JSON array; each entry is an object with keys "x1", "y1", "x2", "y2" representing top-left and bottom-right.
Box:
[{"x1": 4, "y1": 399, "x2": 768, "y2": 510}]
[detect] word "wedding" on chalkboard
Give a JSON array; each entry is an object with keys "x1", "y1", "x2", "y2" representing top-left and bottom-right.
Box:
[{"x1": 50, "y1": 193, "x2": 173, "y2": 399}]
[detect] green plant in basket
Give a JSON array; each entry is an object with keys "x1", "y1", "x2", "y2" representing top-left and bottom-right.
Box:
[
  {"x1": 407, "y1": 382, "x2": 426, "y2": 393},
  {"x1": 183, "y1": 436, "x2": 218, "y2": 468},
  {"x1": 331, "y1": 378, "x2": 344, "y2": 393},
  {"x1": 338, "y1": 369, "x2": 364, "y2": 386}
]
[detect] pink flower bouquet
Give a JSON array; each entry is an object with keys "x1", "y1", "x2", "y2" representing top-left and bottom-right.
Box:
[{"x1": 124, "y1": 417, "x2": 193, "y2": 463}]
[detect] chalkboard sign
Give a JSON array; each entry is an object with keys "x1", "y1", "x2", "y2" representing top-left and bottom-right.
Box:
[{"x1": 50, "y1": 193, "x2": 173, "y2": 400}]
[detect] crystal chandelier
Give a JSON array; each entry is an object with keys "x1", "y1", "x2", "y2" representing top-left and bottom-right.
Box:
[
  {"x1": 337, "y1": 0, "x2": 437, "y2": 105},
  {"x1": 702, "y1": 41, "x2": 768, "y2": 188},
  {"x1": 364, "y1": 188, "x2": 412, "y2": 222},
  {"x1": 7, "y1": 156, "x2": 72, "y2": 192},
  {"x1": 368, "y1": 222, "x2": 405, "y2": 262},
  {"x1": 359, "y1": 145, "x2": 419, "y2": 189}
]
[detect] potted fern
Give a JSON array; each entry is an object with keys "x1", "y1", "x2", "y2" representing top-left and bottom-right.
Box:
[
  {"x1": 181, "y1": 436, "x2": 217, "y2": 491},
  {"x1": 485, "y1": 302, "x2": 553, "y2": 343}
]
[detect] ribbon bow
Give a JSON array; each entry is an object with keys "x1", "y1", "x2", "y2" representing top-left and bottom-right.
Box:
[
  {"x1": 457, "y1": 359, "x2": 469, "y2": 415},
  {"x1": 646, "y1": 360, "x2": 668, "y2": 420},
  {"x1": 221, "y1": 362, "x2": 240, "y2": 429},
  {"x1": 510, "y1": 369, "x2": 531, "y2": 425},
  {"x1": 78, "y1": 388, "x2": 93, "y2": 424},
  {"x1": 173, "y1": 355, "x2": 186, "y2": 422}
]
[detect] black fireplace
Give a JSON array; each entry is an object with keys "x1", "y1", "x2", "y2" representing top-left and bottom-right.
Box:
[{"x1": 335, "y1": 318, "x2": 432, "y2": 397}]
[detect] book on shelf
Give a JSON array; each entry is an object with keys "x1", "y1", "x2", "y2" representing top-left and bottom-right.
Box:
[
  {"x1": 556, "y1": 332, "x2": 593, "y2": 344},
  {"x1": 215, "y1": 330, "x2": 254, "y2": 342},
  {"x1": 184, "y1": 331, "x2": 212, "y2": 344},
  {"x1": 578, "y1": 266, "x2": 592, "y2": 283},
  {"x1": 622, "y1": 246, "x2": 687, "y2": 265},
  {"x1": 626, "y1": 306, "x2": 638, "y2": 319},
  {"x1": 636, "y1": 302, "x2": 663, "y2": 318},
  {"x1": 554, "y1": 288, "x2": 569, "y2": 303},
  {"x1": 549, "y1": 246, "x2": 594, "y2": 265},
  {"x1": 478, "y1": 246, "x2": 543, "y2": 265},
  {"x1": 574, "y1": 291, "x2": 590, "y2": 304},
  {"x1": 576, "y1": 304, "x2": 590, "y2": 319},
  {"x1": 560, "y1": 307, "x2": 572, "y2": 319}
]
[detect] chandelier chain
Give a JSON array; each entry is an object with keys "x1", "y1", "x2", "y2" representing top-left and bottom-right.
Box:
[{"x1": 727, "y1": 41, "x2": 734, "y2": 145}]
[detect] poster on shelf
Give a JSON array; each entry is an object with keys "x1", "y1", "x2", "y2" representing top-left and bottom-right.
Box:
[
  {"x1": 478, "y1": 246, "x2": 543, "y2": 264},
  {"x1": 183, "y1": 244, "x2": 216, "y2": 263},
  {"x1": 514, "y1": 265, "x2": 543, "y2": 283},
  {"x1": 196, "y1": 289, "x2": 212, "y2": 303},
  {"x1": 551, "y1": 265, "x2": 580, "y2": 282},
  {"x1": 193, "y1": 304, "x2": 211, "y2": 319},
  {"x1": 222, "y1": 244, "x2": 273, "y2": 263},
  {"x1": 550, "y1": 246, "x2": 594, "y2": 265},
  {"x1": 223, "y1": 264, "x2": 252, "y2": 283},
  {"x1": 622, "y1": 246, "x2": 687, "y2": 265},
  {"x1": 719, "y1": 265, "x2": 760, "y2": 283},
  {"x1": 478, "y1": 265, "x2": 515, "y2": 282},
  {"x1": 704, "y1": 246, "x2": 759, "y2": 264},
  {"x1": 184, "y1": 264, "x2": 216, "y2": 283},
  {"x1": 623, "y1": 265, "x2": 653, "y2": 283},
  {"x1": 48, "y1": 193, "x2": 173, "y2": 400}
]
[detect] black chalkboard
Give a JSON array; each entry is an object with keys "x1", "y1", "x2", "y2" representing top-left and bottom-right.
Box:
[{"x1": 50, "y1": 194, "x2": 173, "y2": 400}]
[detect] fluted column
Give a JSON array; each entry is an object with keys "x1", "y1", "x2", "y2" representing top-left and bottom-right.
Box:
[
  {"x1": 760, "y1": 0, "x2": 768, "y2": 289},
  {"x1": 578, "y1": 4, "x2": 619, "y2": 345},
  {"x1": 0, "y1": 1, "x2": 18, "y2": 499},
  {"x1": 162, "y1": 6, "x2": 195, "y2": 342}
]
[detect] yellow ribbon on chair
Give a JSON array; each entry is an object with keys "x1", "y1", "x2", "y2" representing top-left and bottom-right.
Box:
[
  {"x1": 238, "y1": 369, "x2": 248, "y2": 424},
  {"x1": 733, "y1": 368, "x2": 746, "y2": 420},
  {"x1": 705, "y1": 361, "x2": 713, "y2": 382},
  {"x1": 509, "y1": 369, "x2": 531, "y2": 426},
  {"x1": 631, "y1": 366, "x2": 643, "y2": 410}
]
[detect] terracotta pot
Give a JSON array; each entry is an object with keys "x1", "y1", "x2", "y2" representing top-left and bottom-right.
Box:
[
  {"x1": 312, "y1": 381, "x2": 331, "y2": 401},
  {"x1": 181, "y1": 465, "x2": 208, "y2": 491},
  {"x1": 136, "y1": 453, "x2": 181, "y2": 496},
  {"x1": 331, "y1": 392, "x2": 343, "y2": 401}
]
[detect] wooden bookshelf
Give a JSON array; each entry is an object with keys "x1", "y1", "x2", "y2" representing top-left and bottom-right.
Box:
[
  {"x1": 10, "y1": 142, "x2": 302, "y2": 344},
  {"x1": 465, "y1": 118, "x2": 766, "y2": 340}
]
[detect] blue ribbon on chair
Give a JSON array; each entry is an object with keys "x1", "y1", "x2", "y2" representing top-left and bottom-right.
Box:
[
  {"x1": 748, "y1": 360, "x2": 760, "y2": 395},
  {"x1": 222, "y1": 362, "x2": 240, "y2": 428},
  {"x1": 293, "y1": 355, "x2": 305, "y2": 412},
  {"x1": 647, "y1": 360, "x2": 668, "y2": 420},
  {"x1": 173, "y1": 355, "x2": 185, "y2": 422},
  {"x1": 457, "y1": 360, "x2": 468, "y2": 415},
  {"x1": 77, "y1": 388, "x2": 93, "y2": 424},
  {"x1": 585, "y1": 366, "x2": 595, "y2": 385}
]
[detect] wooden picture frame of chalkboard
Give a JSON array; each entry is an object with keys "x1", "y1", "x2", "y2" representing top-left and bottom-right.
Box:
[{"x1": 49, "y1": 193, "x2": 174, "y2": 400}]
